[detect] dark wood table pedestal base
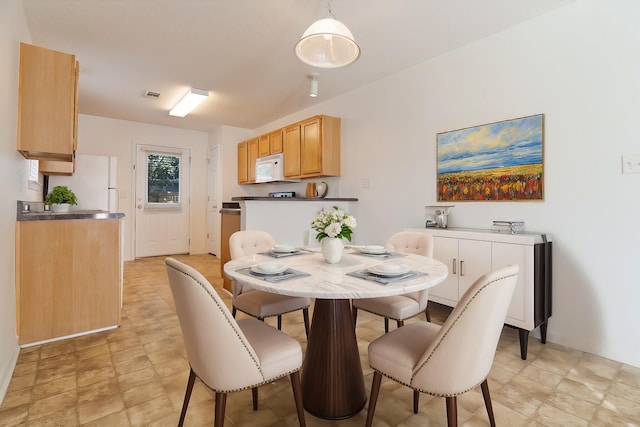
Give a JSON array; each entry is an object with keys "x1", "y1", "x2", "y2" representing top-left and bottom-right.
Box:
[{"x1": 301, "y1": 299, "x2": 367, "y2": 419}]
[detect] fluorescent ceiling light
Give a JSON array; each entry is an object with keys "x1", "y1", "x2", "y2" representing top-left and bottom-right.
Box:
[{"x1": 169, "y1": 88, "x2": 208, "y2": 117}]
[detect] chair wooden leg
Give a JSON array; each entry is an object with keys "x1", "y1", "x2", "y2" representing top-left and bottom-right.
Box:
[
  {"x1": 302, "y1": 308, "x2": 310, "y2": 339},
  {"x1": 384, "y1": 318, "x2": 389, "y2": 333},
  {"x1": 425, "y1": 305, "x2": 431, "y2": 322},
  {"x1": 232, "y1": 307, "x2": 237, "y2": 318},
  {"x1": 445, "y1": 396, "x2": 457, "y2": 427},
  {"x1": 277, "y1": 315, "x2": 282, "y2": 330},
  {"x1": 480, "y1": 379, "x2": 496, "y2": 427},
  {"x1": 397, "y1": 320, "x2": 404, "y2": 328},
  {"x1": 252, "y1": 387, "x2": 258, "y2": 410},
  {"x1": 214, "y1": 392, "x2": 227, "y2": 427},
  {"x1": 365, "y1": 371, "x2": 382, "y2": 427},
  {"x1": 413, "y1": 390, "x2": 420, "y2": 414},
  {"x1": 290, "y1": 371, "x2": 306, "y2": 427},
  {"x1": 178, "y1": 368, "x2": 196, "y2": 427}
]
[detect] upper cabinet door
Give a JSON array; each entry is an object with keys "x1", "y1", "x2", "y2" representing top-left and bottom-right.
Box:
[
  {"x1": 17, "y1": 43, "x2": 78, "y2": 161},
  {"x1": 300, "y1": 118, "x2": 322, "y2": 176},
  {"x1": 237, "y1": 141, "x2": 248, "y2": 184},
  {"x1": 258, "y1": 134, "x2": 270, "y2": 157},
  {"x1": 269, "y1": 129, "x2": 283, "y2": 154},
  {"x1": 283, "y1": 125, "x2": 301, "y2": 177}
]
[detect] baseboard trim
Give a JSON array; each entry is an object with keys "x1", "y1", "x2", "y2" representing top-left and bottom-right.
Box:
[{"x1": 0, "y1": 338, "x2": 20, "y2": 406}]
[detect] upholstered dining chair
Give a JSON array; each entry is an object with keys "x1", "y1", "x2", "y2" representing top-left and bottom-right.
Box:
[
  {"x1": 165, "y1": 257, "x2": 306, "y2": 427},
  {"x1": 229, "y1": 230, "x2": 311, "y2": 338},
  {"x1": 352, "y1": 231, "x2": 434, "y2": 333},
  {"x1": 365, "y1": 265, "x2": 519, "y2": 427}
]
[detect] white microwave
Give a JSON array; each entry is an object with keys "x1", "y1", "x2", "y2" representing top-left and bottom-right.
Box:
[{"x1": 255, "y1": 153, "x2": 295, "y2": 183}]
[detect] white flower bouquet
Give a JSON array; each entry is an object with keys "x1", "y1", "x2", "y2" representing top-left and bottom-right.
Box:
[{"x1": 311, "y1": 206, "x2": 357, "y2": 242}]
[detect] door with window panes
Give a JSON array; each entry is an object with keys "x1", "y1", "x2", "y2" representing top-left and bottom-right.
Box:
[{"x1": 135, "y1": 145, "x2": 190, "y2": 257}]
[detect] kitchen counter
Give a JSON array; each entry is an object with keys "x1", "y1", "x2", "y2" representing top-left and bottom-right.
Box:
[{"x1": 17, "y1": 201, "x2": 124, "y2": 221}]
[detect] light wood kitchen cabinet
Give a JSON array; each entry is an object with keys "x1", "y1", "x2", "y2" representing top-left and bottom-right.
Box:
[
  {"x1": 248, "y1": 138, "x2": 259, "y2": 182},
  {"x1": 283, "y1": 124, "x2": 301, "y2": 177},
  {"x1": 39, "y1": 156, "x2": 76, "y2": 176},
  {"x1": 236, "y1": 115, "x2": 341, "y2": 183},
  {"x1": 299, "y1": 115, "x2": 340, "y2": 178},
  {"x1": 16, "y1": 218, "x2": 122, "y2": 345},
  {"x1": 258, "y1": 134, "x2": 270, "y2": 157},
  {"x1": 237, "y1": 141, "x2": 248, "y2": 184},
  {"x1": 409, "y1": 227, "x2": 552, "y2": 360},
  {"x1": 237, "y1": 137, "x2": 260, "y2": 183},
  {"x1": 17, "y1": 42, "x2": 79, "y2": 162},
  {"x1": 269, "y1": 129, "x2": 283, "y2": 154}
]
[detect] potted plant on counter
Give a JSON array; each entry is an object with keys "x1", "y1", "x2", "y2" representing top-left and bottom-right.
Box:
[{"x1": 45, "y1": 185, "x2": 78, "y2": 213}]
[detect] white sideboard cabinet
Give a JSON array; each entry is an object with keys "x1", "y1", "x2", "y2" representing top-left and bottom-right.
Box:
[{"x1": 407, "y1": 227, "x2": 552, "y2": 360}]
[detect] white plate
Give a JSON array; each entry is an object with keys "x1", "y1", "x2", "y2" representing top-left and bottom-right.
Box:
[
  {"x1": 368, "y1": 263, "x2": 410, "y2": 276},
  {"x1": 359, "y1": 245, "x2": 387, "y2": 255},
  {"x1": 251, "y1": 262, "x2": 287, "y2": 275},
  {"x1": 272, "y1": 244, "x2": 299, "y2": 253}
]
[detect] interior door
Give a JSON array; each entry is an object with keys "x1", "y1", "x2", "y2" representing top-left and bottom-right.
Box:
[
  {"x1": 207, "y1": 146, "x2": 221, "y2": 255},
  {"x1": 134, "y1": 144, "x2": 190, "y2": 258}
]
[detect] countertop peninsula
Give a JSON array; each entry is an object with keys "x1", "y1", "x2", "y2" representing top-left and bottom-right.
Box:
[{"x1": 17, "y1": 201, "x2": 124, "y2": 221}]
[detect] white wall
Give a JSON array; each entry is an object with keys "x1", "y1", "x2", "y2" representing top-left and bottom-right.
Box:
[
  {"x1": 235, "y1": 0, "x2": 640, "y2": 367},
  {"x1": 77, "y1": 114, "x2": 209, "y2": 260},
  {"x1": 0, "y1": 0, "x2": 38, "y2": 404}
]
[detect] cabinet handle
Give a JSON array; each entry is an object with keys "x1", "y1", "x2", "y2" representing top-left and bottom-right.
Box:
[
  {"x1": 452, "y1": 258, "x2": 457, "y2": 275},
  {"x1": 460, "y1": 260, "x2": 465, "y2": 276}
]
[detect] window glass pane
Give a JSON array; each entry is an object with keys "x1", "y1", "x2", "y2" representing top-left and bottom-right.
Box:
[
  {"x1": 146, "y1": 153, "x2": 181, "y2": 205},
  {"x1": 29, "y1": 160, "x2": 39, "y2": 182}
]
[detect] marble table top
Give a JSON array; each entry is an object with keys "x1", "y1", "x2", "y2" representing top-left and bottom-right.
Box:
[{"x1": 223, "y1": 249, "x2": 449, "y2": 299}]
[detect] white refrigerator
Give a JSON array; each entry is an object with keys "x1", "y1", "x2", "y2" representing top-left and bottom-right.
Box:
[{"x1": 49, "y1": 154, "x2": 118, "y2": 212}]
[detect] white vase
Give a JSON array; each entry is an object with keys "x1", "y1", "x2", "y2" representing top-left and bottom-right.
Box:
[
  {"x1": 321, "y1": 237, "x2": 343, "y2": 264},
  {"x1": 51, "y1": 203, "x2": 71, "y2": 213}
]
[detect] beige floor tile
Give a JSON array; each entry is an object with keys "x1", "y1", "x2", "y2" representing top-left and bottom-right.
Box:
[{"x1": 2, "y1": 254, "x2": 639, "y2": 426}]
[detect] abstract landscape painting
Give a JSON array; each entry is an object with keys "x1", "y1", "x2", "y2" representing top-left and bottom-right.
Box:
[{"x1": 437, "y1": 114, "x2": 544, "y2": 201}]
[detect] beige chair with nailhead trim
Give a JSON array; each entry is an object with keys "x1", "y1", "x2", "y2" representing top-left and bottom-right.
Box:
[
  {"x1": 165, "y1": 257, "x2": 306, "y2": 427},
  {"x1": 229, "y1": 230, "x2": 310, "y2": 338},
  {"x1": 365, "y1": 265, "x2": 519, "y2": 427},
  {"x1": 352, "y1": 232, "x2": 434, "y2": 332}
]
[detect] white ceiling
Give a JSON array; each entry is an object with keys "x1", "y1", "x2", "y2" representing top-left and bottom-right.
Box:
[{"x1": 22, "y1": 0, "x2": 574, "y2": 132}]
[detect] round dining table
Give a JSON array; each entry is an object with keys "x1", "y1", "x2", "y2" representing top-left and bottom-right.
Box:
[{"x1": 224, "y1": 249, "x2": 448, "y2": 420}]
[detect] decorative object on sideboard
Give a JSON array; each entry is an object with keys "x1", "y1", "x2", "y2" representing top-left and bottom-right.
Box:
[
  {"x1": 493, "y1": 220, "x2": 525, "y2": 234},
  {"x1": 425, "y1": 205, "x2": 454, "y2": 229},
  {"x1": 436, "y1": 114, "x2": 544, "y2": 201}
]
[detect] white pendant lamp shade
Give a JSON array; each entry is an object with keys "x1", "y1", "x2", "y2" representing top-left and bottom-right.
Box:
[{"x1": 295, "y1": 17, "x2": 360, "y2": 68}]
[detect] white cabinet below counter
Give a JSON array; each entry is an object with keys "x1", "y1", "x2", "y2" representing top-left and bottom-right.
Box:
[{"x1": 407, "y1": 227, "x2": 552, "y2": 360}]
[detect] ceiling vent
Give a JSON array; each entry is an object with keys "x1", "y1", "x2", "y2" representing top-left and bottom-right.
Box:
[{"x1": 145, "y1": 90, "x2": 160, "y2": 98}]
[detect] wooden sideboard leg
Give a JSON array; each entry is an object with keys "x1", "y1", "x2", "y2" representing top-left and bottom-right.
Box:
[
  {"x1": 519, "y1": 329, "x2": 529, "y2": 360},
  {"x1": 540, "y1": 321, "x2": 548, "y2": 344}
]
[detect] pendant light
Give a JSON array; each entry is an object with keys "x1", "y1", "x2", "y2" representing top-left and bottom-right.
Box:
[{"x1": 295, "y1": 2, "x2": 360, "y2": 69}]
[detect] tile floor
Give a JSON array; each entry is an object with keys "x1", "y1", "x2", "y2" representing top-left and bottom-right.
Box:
[{"x1": 1, "y1": 254, "x2": 639, "y2": 426}]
